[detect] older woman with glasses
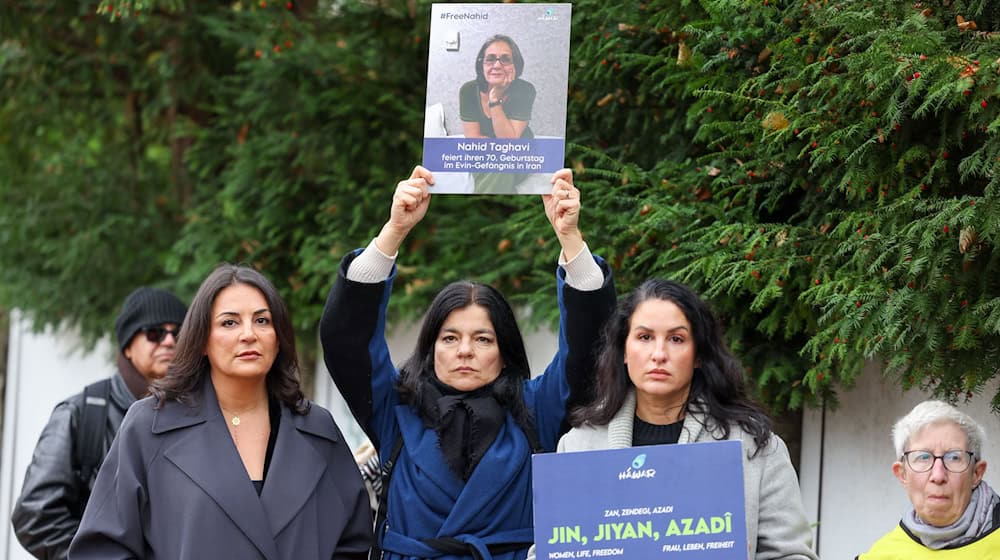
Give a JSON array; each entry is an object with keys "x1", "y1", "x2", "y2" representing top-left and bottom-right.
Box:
[
  {"x1": 460, "y1": 34, "x2": 534, "y2": 141},
  {"x1": 459, "y1": 34, "x2": 537, "y2": 194},
  {"x1": 858, "y1": 400, "x2": 1000, "y2": 558}
]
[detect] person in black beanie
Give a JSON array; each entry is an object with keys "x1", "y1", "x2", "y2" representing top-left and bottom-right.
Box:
[{"x1": 11, "y1": 286, "x2": 187, "y2": 559}]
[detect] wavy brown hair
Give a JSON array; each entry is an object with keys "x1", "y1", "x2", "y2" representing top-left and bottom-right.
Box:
[{"x1": 151, "y1": 264, "x2": 308, "y2": 413}]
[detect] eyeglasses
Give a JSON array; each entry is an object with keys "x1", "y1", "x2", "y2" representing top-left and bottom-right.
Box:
[
  {"x1": 481, "y1": 55, "x2": 514, "y2": 67},
  {"x1": 141, "y1": 325, "x2": 180, "y2": 344},
  {"x1": 901, "y1": 450, "x2": 975, "y2": 473}
]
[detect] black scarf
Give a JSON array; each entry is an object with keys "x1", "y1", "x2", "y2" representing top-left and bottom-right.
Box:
[{"x1": 419, "y1": 377, "x2": 506, "y2": 481}]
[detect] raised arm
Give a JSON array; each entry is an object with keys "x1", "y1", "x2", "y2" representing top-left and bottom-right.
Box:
[
  {"x1": 371, "y1": 166, "x2": 433, "y2": 258},
  {"x1": 319, "y1": 166, "x2": 434, "y2": 445},
  {"x1": 543, "y1": 168, "x2": 586, "y2": 264},
  {"x1": 526, "y1": 170, "x2": 617, "y2": 448}
]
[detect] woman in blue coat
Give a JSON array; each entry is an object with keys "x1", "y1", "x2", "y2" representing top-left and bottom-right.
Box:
[
  {"x1": 320, "y1": 165, "x2": 616, "y2": 560},
  {"x1": 70, "y1": 265, "x2": 372, "y2": 559}
]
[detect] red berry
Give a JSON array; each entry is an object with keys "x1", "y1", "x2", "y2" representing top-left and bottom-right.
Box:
[
  {"x1": 913, "y1": 72, "x2": 921, "y2": 78},
  {"x1": 856, "y1": 301, "x2": 862, "y2": 308},
  {"x1": 964, "y1": 90, "x2": 971, "y2": 96},
  {"x1": 706, "y1": 106, "x2": 713, "y2": 113},
  {"x1": 943, "y1": 225, "x2": 950, "y2": 233},
  {"x1": 286, "y1": 1, "x2": 293, "y2": 8},
  {"x1": 273, "y1": 45, "x2": 281, "y2": 53},
  {"x1": 814, "y1": 279, "x2": 821, "y2": 285},
  {"x1": 919, "y1": 54, "x2": 926, "y2": 61},
  {"x1": 942, "y1": 151, "x2": 950, "y2": 159},
  {"x1": 982, "y1": 100, "x2": 988, "y2": 108},
  {"x1": 254, "y1": 49, "x2": 262, "y2": 58}
]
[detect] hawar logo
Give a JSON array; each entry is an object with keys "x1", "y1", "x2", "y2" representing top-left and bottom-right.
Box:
[
  {"x1": 631, "y1": 454, "x2": 646, "y2": 469},
  {"x1": 619, "y1": 453, "x2": 656, "y2": 480}
]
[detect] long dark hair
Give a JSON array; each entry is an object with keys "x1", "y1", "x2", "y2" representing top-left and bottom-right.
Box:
[
  {"x1": 397, "y1": 281, "x2": 533, "y2": 432},
  {"x1": 573, "y1": 279, "x2": 772, "y2": 451},
  {"x1": 151, "y1": 264, "x2": 308, "y2": 414},
  {"x1": 475, "y1": 34, "x2": 525, "y2": 92}
]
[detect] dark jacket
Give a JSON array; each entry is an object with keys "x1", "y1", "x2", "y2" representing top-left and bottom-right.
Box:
[
  {"x1": 319, "y1": 251, "x2": 616, "y2": 560},
  {"x1": 12, "y1": 373, "x2": 135, "y2": 559},
  {"x1": 67, "y1": 378, "x2": 373, "y2": 559}
]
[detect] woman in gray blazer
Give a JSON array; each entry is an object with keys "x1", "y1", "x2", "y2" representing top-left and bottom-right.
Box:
[
  {"x1": 69, "y1": 265, "x2": 372, "y2": 559},
  {"x1": 553, "y1": 279, "x2": 818, "y2": 560}
]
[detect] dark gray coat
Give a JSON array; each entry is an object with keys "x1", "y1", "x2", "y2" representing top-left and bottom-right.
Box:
[{"x1": 68, "y1": 380, "x2": 372, "y2": 559}]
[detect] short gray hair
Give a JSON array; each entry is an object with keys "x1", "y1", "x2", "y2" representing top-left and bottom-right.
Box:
[{"x1": 892, "y1": 400, "x2": 987, "y2": 460}]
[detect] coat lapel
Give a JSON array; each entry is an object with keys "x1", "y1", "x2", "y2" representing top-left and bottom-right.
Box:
[
  {"x1": 394, "y1": 405, "x2": 465, "y2": 496},
  {"x1": 607, "y1": 390, "x2": 637, "y2": 448},
  {"x1": 259, "y1": 405, "x2": 330, "y2": 536},
  {"x1": 155, "y1": 380, "x2": 280, "y2": 560}
]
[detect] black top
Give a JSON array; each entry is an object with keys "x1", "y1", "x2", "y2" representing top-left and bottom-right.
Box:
[
  {"x1": 251, "y1": 396, "x2": 281, "y2": 496},
  {"x1": 632, "y1": 415, "x2": 683, "y2": 447}
]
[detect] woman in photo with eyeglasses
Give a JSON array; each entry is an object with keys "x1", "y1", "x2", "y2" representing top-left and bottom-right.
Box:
[
  {"x1": 69, "y1": 265, "x2": 372, "y2": 559},
  {"x1": 459, "y1": 34, "x2": 536, "y2": 194},
  {"x1": 460, "y1": 34, "x2": 535, "y2": 142},
  {"x1": 857, "y1": 400, "x2": 999, "y2": 558}
]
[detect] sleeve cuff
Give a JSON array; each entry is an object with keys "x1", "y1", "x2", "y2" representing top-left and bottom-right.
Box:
[
  {"x1": 345, "y1": 239, "x2": 397, "y2": 283},
  {"x1": 559, "y1": 242, "x2": 604, "y2": 291}
]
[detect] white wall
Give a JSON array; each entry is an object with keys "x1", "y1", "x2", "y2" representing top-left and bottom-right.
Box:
[
  {"x1": 799, "y1": 361, "x2": 1000, "y2": 559},
  {"x1": 1, "y1": 311, "x2": 115, "y2": 560}
]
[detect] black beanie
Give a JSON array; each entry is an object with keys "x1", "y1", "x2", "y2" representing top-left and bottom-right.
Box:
[{"x1": 114, "y1": 287, "x2": 188, "y2": 353}]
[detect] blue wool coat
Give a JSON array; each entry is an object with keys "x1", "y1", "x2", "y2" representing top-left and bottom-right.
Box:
[
  {"x1": 68, "y1": 379, "x2": 372, "y2": 559},
  {"x1": 320, "y1": 251, "x2": 615, "y2": 560}
]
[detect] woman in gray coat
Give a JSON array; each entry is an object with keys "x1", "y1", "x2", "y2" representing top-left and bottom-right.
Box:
[
  {"x1": 553, "y1": 279, "x2": 818, "y2": 560},
  {"x1": 69, "y1": 265, "x2": 372, "y2": 559}
]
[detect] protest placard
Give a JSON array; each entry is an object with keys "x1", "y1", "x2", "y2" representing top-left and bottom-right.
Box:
[
  {"x1": 422, "y1": 3, "x2": 571, "y2": 194},
  {"x1": 532, "y1": 440, "x2": 749, "y2": 559}
]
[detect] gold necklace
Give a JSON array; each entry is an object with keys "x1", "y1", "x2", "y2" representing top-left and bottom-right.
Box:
[{"x1": 220, "y1": 404, "x2": 261, "y2": 427}]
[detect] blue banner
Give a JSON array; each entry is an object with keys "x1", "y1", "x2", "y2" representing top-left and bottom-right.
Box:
[
  {"x1": 422, "y1": 137, "x2": 565, "y2": 174},
  {"x1": 532, "y1": 440, "x2": 748, "y2": 560}
]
